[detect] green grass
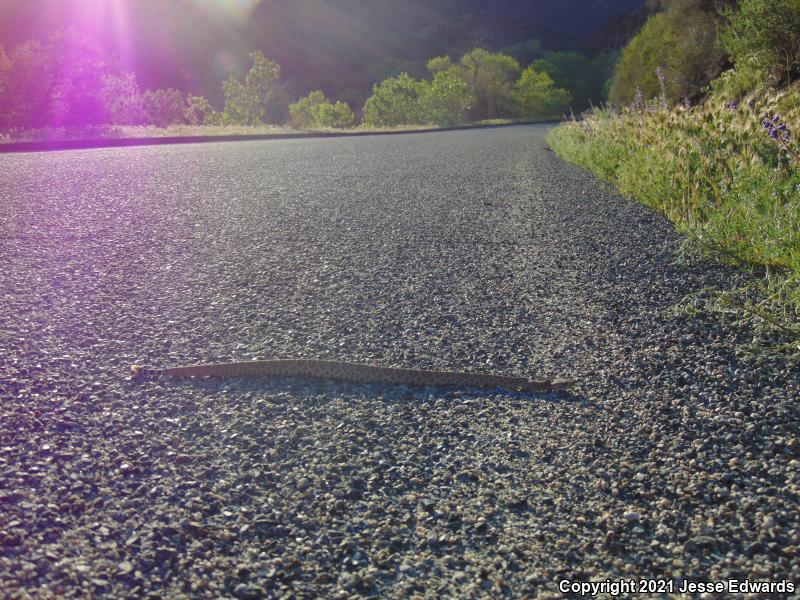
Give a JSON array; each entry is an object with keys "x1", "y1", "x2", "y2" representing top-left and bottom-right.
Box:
[{"x1": 547, "y1": 85, "x2": 800, "y2": 353}]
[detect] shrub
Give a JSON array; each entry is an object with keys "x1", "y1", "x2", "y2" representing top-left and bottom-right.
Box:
[
  {"x1": 457, "y1": 48, "x2": 520, "y2": 120},
  {"x1": 142, "y1": 88, "x2": 187, "y2": 127},
  {"x1": 289, "y1": 91, "x2": 355, "y2": 129},
  {"x1": 532, "y1": 51, "x2": 616, "y2": 111},
  {"x1": 609, "y1": 0, "x2": 721, "y2": 106},
  {"x1": 289, "y1": 90, "x2": 327, "y2": 128},
  {"x1": 719, "y1": 0, "x2": 800, "y2": 89},
  {"x1": 362, "y1": 73, "x2": 424, "y2": 127},
  {"x1": 315, "y1": 101, "x2": 355, "y2": 128},
  {"x1": 418, "y1": 68, "x2": 473, "y2": 126},
  {"x1": 547, "y1": 91, "x2": 800, "y2": 347},
  {"x1": 222, "y1": 50, "x2": 281, "y2": 125},
  {"x1": 101, "y1": 73, "x2": 144, "y2": 125},
  {"x1": 513, "y1": 66, "x2": 571, "y2": 118}
]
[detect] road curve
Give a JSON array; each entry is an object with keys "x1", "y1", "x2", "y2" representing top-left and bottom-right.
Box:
[{"x1": 1, "y1": 125, "x2": 798, "y2": 598}]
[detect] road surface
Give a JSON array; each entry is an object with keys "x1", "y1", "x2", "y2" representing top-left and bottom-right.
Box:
[{"x1": 1, "y1": 125, "x2": 798, "y2": 598}]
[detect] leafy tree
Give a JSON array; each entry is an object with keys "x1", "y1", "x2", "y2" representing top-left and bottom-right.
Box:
[
  {"x1": 315, "y1": 101, "x2": 355, "y2": 128},
  {"x1": 362, "y1": 73, "x2": 424, "y2": 127},
  {"x1": 457, "y1": 49, "x2": 520, "y2": 120},
  {"x1": 418, "y1": 69, "x2": 473, "y2": 126},
  {"x1": 609, "y1": 0, "x2": 720, "y2": 106},
  {"x1": 0, "y1": 46, "x2": 10, "y2": 114},
  {"x1": 142, "y1": 88, "x2": 186, "y2": 127},
  {"x1": 427, "y1": 55, "x2": 454, "y2": 76},
  {"x1": 513, "y1": 66, "x2": 571, "y2": 118},
  {"x1": 719, "y1": 0, "x2": 800, "y2": 88},
  {"x1": 289, "y1": 90, "x2": 327, "y2": 127},
  {"x1": 531, "y1": 51, "x2": 615, "y2": 111},
  {"x1": 0, "y1": 40, "x2": 54, "y2": 129},
  {"x1": 101, "y1": 73, "x2": 144, "y2": 125},
  {"x1": 184, "y1": 94, "x2": 214, "y2": 125},
  {"x1": 222, "y1": 50, "x2": 281, "y2": 125},
  {"x1": 47, "y1": 31, "x2": 112, "y2": 127},
  {"x1": 289, "y1": 91, "x2": 355, "y2": 129}
]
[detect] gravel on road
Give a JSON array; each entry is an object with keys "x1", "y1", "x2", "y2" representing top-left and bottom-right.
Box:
[{"x1": 1, "y1": 125, "x2": 798, "y2": 598}]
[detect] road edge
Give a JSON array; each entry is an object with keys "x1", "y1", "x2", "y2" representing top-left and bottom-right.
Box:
[{"x1": 0, "y1": 120, "x2": 561, "y2": 154}]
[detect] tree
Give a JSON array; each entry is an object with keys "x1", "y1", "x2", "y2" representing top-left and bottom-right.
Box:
[
  {"x1": 418, "y1": 69, "x2": 473, "y2": 126},
  {"x1": 608, "y1": 0, "x2": 721, "y2": 106},
  {"x1": 289, "y1": 90, "x2": 327, "y2": 128},
  {"x1": 0, "y1": 40, "x2": 52, "y2": 129},
  {"x1": 427, "y1": 55, "x2": 454, "y2": 76},
  {"x1": 719, "y1": 0, "x2": 800, "y2": 87},
  {"x1": 142, "y1": 89, "x2": 186, "y2": 127},
  {"x1": 45, "y1": 30, "x2": 125, "y2": 127},
  {"x1": 513, "y1": 66, "x2": 571, "y2": 118},
  {"x1": 315, "y1": 101, "x2": 355, "y2": 128},
  {"x1": 184, "y1": 94, "x2": 214, "y2": 125},
  {"x1": 531, "y1": 51, "x2": 615, "y2": 111},
  {"x1": 457, "y1": 49, "x2": 520, "y2": 120},
  {"x1": 289, "y1": 91, "x2": 355, "y2": 129},
  {"x1": 222, "y1": 50, "x2": 281, "y2": 125},
  {"x1": 0, "y1": 46, "x2": 10, "y2": 117},
  {"x1": 362, "y1": 73, "x2": 424, "y2": 127},
  {"x1": 101, "y1": 73, "x2": 144, "y2": 125}
]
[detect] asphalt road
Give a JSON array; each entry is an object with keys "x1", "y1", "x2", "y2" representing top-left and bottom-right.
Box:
[{"x1": 1, "y1": 125, "x2": 798, "y2": 598}]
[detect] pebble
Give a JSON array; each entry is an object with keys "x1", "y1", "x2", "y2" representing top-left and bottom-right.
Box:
[{"x1": 1, "y1": 127, "x2": 797, "y2": 598}]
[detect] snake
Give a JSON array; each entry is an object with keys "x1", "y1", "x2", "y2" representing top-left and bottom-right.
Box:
[{"x1": 130, "y1": 359, "x2": 573, "y2": 392}]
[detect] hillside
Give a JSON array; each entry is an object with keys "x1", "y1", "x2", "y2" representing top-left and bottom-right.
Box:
[{"x1": 0, "y1": 0, "x2": 644, "y2": 105}]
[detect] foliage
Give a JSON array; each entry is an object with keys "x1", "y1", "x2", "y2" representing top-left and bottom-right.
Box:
[
  {"x1": 289, "y1": 90, "x2": 327, "y2": 128},
  {"x1": 418, "y1": 67, "x2": 474, "y2": 126},
  {"x1": 184, "y1": 94, "x2": 215, "y2": 126},
  {"x1": 426, "y1": 56, "x2": 454, "y2": 76},
  {"x1": 362, "y1": 73, "x2": 424, "y2": 127},
  {"x1": 547, "y1": 89, "x2": 800, "y2": 348},
  {"x1": 142, "y1": 89, "x2": 186, "y2": 128},
  {"x1": 0, "y1": 33, "x2": 123, "y2": 129},
  {"x1": 0, "y1": 30, "x2": 214, "y2": 131},
  {"x1": 315, "y1": 101, "x2": 356, "y2": 128},
  {"x1": 608, "y1": 0, "x2": 721, "y2": 106},
  {"x1": 532, "y1": 52, "x2": 616, "y2": 111},
  {"x1": 718, "y1": 0, "x2": 800, "y2": 89},
  {"x1": 457, "y1": 48, "x2": 520, "y2": 121},
  {"x1": 513, "y1": 66, "x2": 571, "y2": 118},
  {"x1": 289, "y1": 90, "x2": 355, "y2": 129},
  {"x1": 222, "y1": 50, "x2": 282, "y2": 125},
  {"x1": 101, "y1": 73, "x2": 144, "y2": 125}
]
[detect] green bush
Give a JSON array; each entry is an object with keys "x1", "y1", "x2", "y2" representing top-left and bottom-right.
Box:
[
  {"x1": 532, "y1": 51, "x2": 616, "y2": 111},
  {"x1": 513, "y1": 66, "x2": 571, "y2": 118},
  {"x1": 362, "y1": 73, "x2": 424, "y2": 127},
  {"x1": 609, "y1": 0, "x2": 721, "y2": 106},
  {"x1": 289, "y1": 90, "x2": 327, "y2": 128},
  {"x1": 289, "y1": 90, "x2": 355, "y2": 129},
  {"x1": 222, "y1": 50, "x2": 281, "y2": 125},
  {"x1": 315, "y1": 101, "x2": 355, "y2": 128},
  {"x1": 418, "y1": 66, "x2": 473, "y2": 126},
  {"x1": 719, "y1": 0, "x2": 800, "y2": 89},
  {"x1": 547, "y1": 91, "x2": 800, "y2": 346},
  {"x1": 457, "y1": 48, "x2": 520, "y2": 120},
  {"x1": 142, "y1": 88, "x2": 186, "y2": 127}
]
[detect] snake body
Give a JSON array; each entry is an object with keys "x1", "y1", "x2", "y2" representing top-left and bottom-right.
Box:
[{"x1": 131, "y1": 359, "x2": 573, "y2": 392}]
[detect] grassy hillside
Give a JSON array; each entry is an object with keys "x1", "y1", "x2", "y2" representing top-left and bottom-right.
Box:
[{"x1": 548, "y1": 0, "x2": 800, "y2": 353}]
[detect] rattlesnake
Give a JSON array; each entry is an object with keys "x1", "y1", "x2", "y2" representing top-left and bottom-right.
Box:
[{"x1": 130, "y1": 359, "x2": 573, "y2": 392}]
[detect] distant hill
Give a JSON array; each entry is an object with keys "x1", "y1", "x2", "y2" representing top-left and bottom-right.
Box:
[{"x1": 0, "y1": 0, "x2": 644, "y2": 106}]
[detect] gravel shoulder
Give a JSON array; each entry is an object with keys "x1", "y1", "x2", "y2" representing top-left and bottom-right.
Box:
[{"x1": 1, "y1": 125, "x2": 798, "y2": 598}]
